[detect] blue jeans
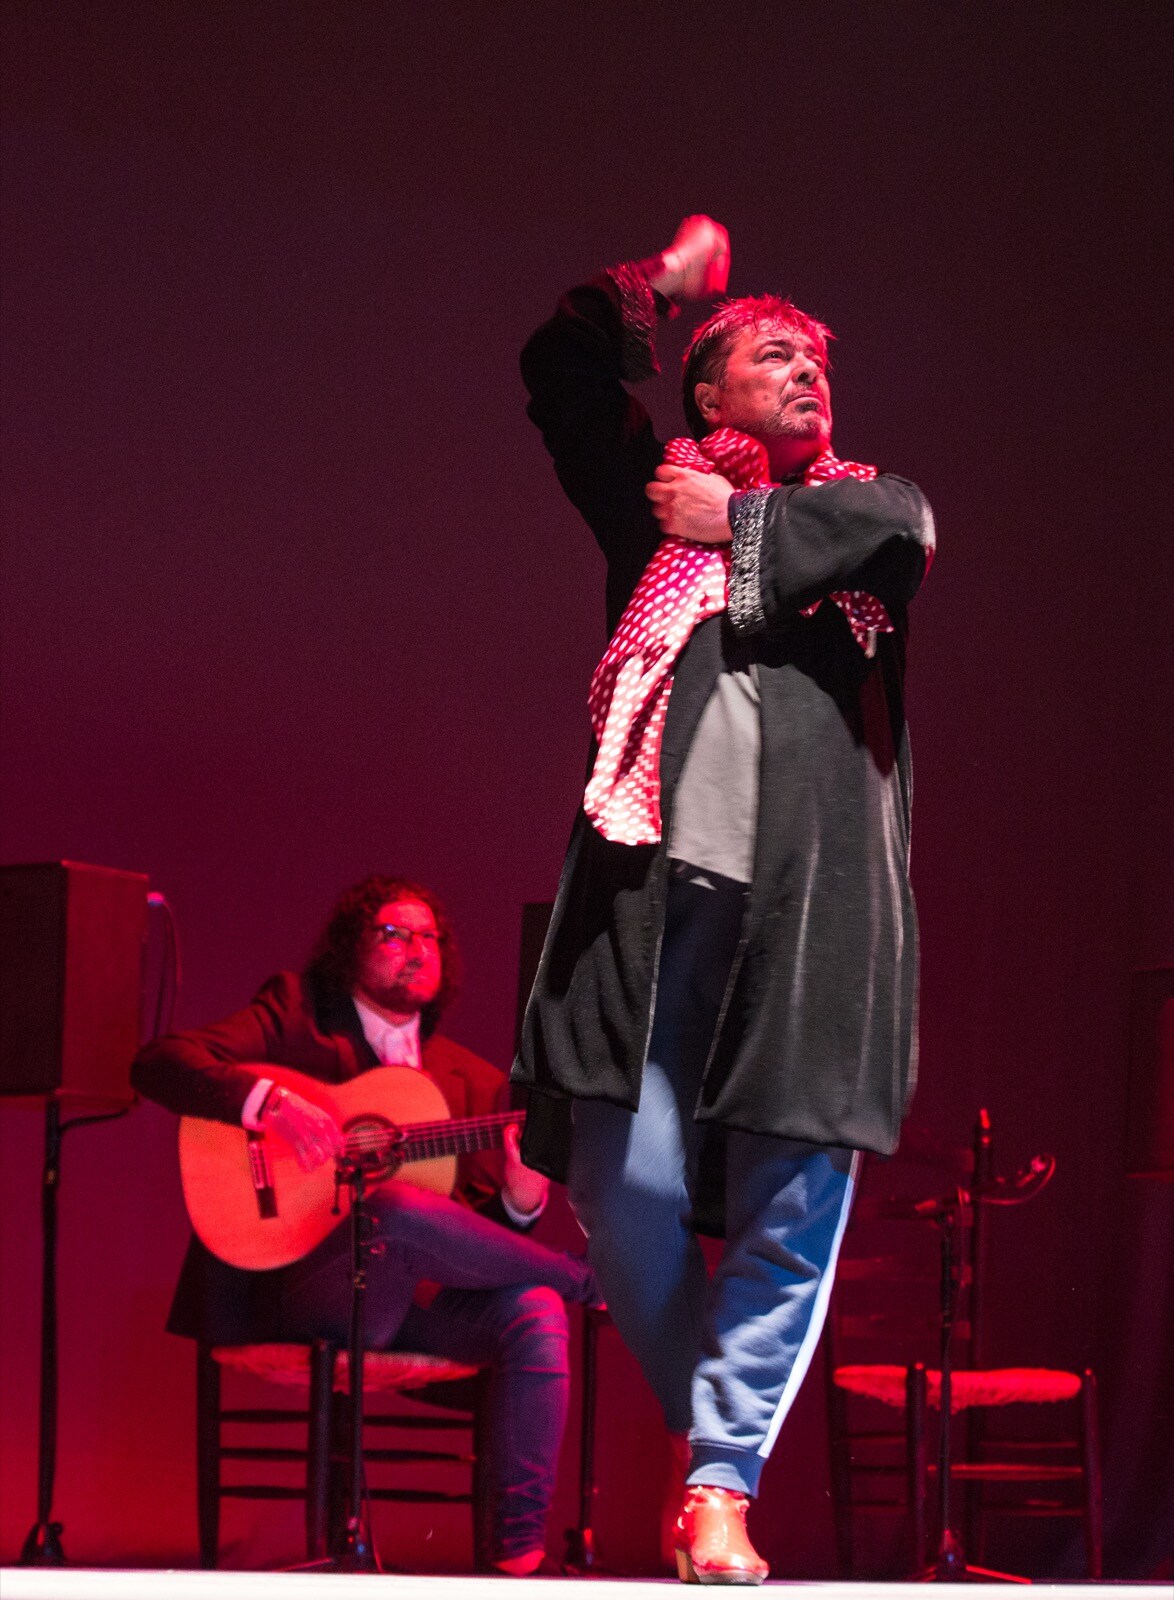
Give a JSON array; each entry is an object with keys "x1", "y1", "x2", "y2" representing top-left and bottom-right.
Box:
[
  {"x1": 568, "y1": 866, "x2": 859, "y2": 1498},
  {"x1": 279, "y1": 1182, "x2": 593, "y2": 1563}
]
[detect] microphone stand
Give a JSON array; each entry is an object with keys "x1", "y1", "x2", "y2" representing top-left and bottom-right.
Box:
[
  {"x1": 329, "y1": 1152, "x2": 379, "y2": 1572},
  {"x1": 293, "y1": 1147, "x2": 381, "y2": 1573},
  {"x1": 19, "y1": 1097, "x2": 129, "y2": 1568},
  {"x1": 20, "y1": 1101, "x2": 66, "y2": 1567},
  {"x1": 917, "y1": 1194, "x2": 1024, "y2": 1583}
]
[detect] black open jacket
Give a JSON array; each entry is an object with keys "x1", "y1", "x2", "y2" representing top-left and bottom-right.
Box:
[{"x1": 512, "y1": 267, "x2": 935, "y2": 1205}]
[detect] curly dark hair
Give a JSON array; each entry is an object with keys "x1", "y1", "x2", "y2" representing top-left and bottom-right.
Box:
[
  {"x1": 304, "y1": 875, "x2": 462, "y2": 1038},
  {"x1": 681, "y1": 293, "x2": 834, "y2": 440}
]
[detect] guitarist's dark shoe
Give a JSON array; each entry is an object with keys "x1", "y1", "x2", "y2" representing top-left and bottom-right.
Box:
[
  {"x1": 493, "y1": 1548, "x2": 547, "y2": 1576},
  {"x1": 582, "y1": 1273, "x2": 607, "y2": 1312}
]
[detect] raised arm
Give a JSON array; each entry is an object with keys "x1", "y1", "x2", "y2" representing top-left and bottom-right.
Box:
[{"x1": 521, "y1": 216, "x2": 729, "y2": 619}]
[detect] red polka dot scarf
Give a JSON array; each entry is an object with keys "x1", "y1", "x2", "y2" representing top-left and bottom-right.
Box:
[{"x1": 584, "y1": 427, "x2": 889, "y2": 847}]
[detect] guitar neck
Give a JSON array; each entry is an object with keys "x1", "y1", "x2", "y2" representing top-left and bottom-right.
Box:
[{"x1": 349, "y1": 1110, "x2": 523, "y2": 1168}]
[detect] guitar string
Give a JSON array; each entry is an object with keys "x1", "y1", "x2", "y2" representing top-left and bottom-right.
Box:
[
  {"x1": 345, "y1": 1114, "x2": 520, "y2": 1131},
  {"x1": 344, "y1": 1129, "x2": 522, "y2": 1154},
  {"x1": 346, "y1": 1112, "x2": 520, "y2": 1138},
  {"x1": 341, "y1": 1111, "x2": 524, "y2": 1160},
  {"x1": 344, "y1": 1113, "x2": 521, "y2": 1145}
]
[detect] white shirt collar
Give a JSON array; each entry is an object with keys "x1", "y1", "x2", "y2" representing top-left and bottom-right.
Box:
[{"x1": 352, "y1": 995, "x2": 422, "y2": 1068}]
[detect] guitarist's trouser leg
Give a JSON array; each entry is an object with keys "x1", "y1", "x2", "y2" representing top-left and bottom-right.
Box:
[
  {"x1": 280, "y1": 1182, "x2": 596, "y2": 1349},
  {"x1": 395, "y1": 1285, "x2": 571, "y2": 1568},
  {"x1": 277, "y1": 1189, "x2": 585, "y2": 1565}
]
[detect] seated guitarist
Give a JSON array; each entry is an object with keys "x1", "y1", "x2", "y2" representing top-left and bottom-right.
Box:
[{"x1": 132, "y1": 873, "x2": 598, "y2": 1577}]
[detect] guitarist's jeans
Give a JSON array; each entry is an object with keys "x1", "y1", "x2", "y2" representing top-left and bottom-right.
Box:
[
  {"x1": 280, "y1": 1185, "x2": 595, "y2": 1562},
  {"x1": 568, "y1": 865, "x2": 859, "y2": 1500}
]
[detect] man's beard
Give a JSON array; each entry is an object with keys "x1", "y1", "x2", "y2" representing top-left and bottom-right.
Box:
[
  {"x1": 369, "y1": 974, "x2": 436, "y2": 1013},
  {"x1": 766, "y1": 402, "x2": 827, "y2": 442}
]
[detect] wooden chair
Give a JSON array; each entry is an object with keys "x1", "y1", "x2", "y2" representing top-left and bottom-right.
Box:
[
  {"x1": 196, "y1": 1339, "x2": 485, "y2": 1569},
  {"x1": 824, "y1": 1111, "x2": 1103, "y2": 1578}
]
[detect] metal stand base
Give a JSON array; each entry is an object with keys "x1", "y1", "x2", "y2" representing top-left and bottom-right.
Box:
[
  {"x1": 19, "y1": 1520, "x2": 65, "y2": 1567},
  {"x1": 917, "y1": 1528, "x2": 1031, "y2": 1583},
  {"x1": 292, "y1": 1545, "x2": 377, "y2": 1575}
]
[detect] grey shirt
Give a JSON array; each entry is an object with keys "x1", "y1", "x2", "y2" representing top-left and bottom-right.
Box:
[{"x1": 668, "y1": 647, "x2": 760, "y2": 885}]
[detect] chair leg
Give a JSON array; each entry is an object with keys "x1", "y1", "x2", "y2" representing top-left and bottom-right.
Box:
[
  {"x1": 963, "y1": 1402, "x2": 986, "y2": 1561},
  {"x1": 195, "y1": 1344, "x2": 221, "y2": 1571},
  {"x1": 327, "y1": 1385, "x2": 352, "y2": 1554},
  {"x1": 470, "y1": 1368, "x2": 493, "y2": 1572},
  {"x1": 305, "y1": 1341, "x2": 336, "y2": 1561},
  {"x1": 906, "y1": 1363, "x2": 929, "y2": 1573},
  {"x1": 1080, "y1": 1369, "x2": 1104, "y2": 1580},
  {"x1": 826, "y1": 1375, "x2": 855, "y2": 1576}
]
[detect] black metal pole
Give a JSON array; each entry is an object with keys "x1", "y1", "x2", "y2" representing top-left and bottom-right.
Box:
[
  {"x1": 930, "y1": 1204, "x2": 964, "y2": 1577},
  {"x1": 330, "y1": 1163, "x2": 376, "y2": 1572},
  {"x1": 920, "y1": 1196, "x2": 1025, "y2": 1583},
  {"x1": 565, "y1": 1305, "x2": 601, "y2": 1568},
  {"x1": 20, "y1": 1099, "x2": 66, "y2": 1566}
]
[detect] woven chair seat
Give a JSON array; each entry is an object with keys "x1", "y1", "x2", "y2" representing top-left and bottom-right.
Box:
[
  {"x1": 211, "y1": 1342, "x2": 479, "y2": 1392},
  {"x1": 834, "y1": 1362, "x2": 1082, "y2": 1413}
]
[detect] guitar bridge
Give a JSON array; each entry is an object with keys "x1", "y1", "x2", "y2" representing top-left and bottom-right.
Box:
[{"x1": 246, "y1": 1131, "x2": 278, "y2": 1219}]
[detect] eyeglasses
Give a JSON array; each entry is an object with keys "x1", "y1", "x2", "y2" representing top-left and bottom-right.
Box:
[{"x1": 374, "y1": 923, "x2": 440, "y2": 950}]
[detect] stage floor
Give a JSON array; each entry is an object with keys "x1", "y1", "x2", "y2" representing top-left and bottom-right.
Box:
[{"x1": 0, "y1": 1571, "x2": 1160, "y2": 1600}]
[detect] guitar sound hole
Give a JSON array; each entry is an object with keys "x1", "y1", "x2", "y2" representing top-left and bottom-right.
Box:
[{"x1": 343, "y1": 1114, "x2": 401, "y2": 1181}]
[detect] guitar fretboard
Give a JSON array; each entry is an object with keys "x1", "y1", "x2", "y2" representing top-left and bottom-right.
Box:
[{"x1": 344, "y1": 1110, "x2": 524, "y2": 1168}]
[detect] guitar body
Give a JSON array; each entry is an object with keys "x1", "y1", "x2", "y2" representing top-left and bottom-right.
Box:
[{"x1": 179, "y1": 1065, "x2": 457, "y2": 1271}]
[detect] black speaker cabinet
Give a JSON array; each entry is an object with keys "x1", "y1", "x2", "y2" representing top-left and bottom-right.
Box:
[
  {"x1": 0, "y1": 861, "x2": 149, "y2": 1105},
  {"x1": 1124, "y1": 965, "x2": 1174, "y2": 1180}
]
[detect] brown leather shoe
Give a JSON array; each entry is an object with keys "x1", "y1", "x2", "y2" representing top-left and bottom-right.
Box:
[{"x1": 673, "y1": 1484, "x2": 769, "y2": 1585}]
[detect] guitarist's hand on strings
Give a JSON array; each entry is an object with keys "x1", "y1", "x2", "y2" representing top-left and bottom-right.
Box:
[
  {"x1": 261, "y1": 1085, "x2": 343, "y2": 1173},
  {"x1": 502, "y1": 1119, "x2": 549, "y2": 1219}
]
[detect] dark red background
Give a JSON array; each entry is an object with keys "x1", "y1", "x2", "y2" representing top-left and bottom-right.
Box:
[{"x1": 2, "y1": 1, "x2": 1171, "y2": 1577}]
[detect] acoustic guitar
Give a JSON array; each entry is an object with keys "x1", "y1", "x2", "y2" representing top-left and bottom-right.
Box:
[{"x1": 179, "y1": 1064, "x2": 524, "y2": 1271}]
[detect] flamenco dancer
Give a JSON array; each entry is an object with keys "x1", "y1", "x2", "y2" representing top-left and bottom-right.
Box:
[{"x1": 513, "y1": 214, "x2": 935, "y2": 1582}]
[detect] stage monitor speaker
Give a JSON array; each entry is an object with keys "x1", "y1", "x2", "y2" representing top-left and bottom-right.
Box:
[
  {"x1": 0, "y1": 861, "x2": 149, "y2": 1105},
  {"x1": 1124, "y1": 965, "x2": 1174, "y2": 1180}
]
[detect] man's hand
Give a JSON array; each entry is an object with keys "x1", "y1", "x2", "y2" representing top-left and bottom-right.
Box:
[
  {"x1": 261, "y1": 1086, "x2": 343, "y2": 1173},
  {"x1": 646, "y1": 465, "x2": 735, "y2": 544},
  {"x1": 650, "y1": 215, "x2": 730, "y2": 302},
  {"x1": 502, "y1": 1120, "x2": 549, "y2": 1218}
]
